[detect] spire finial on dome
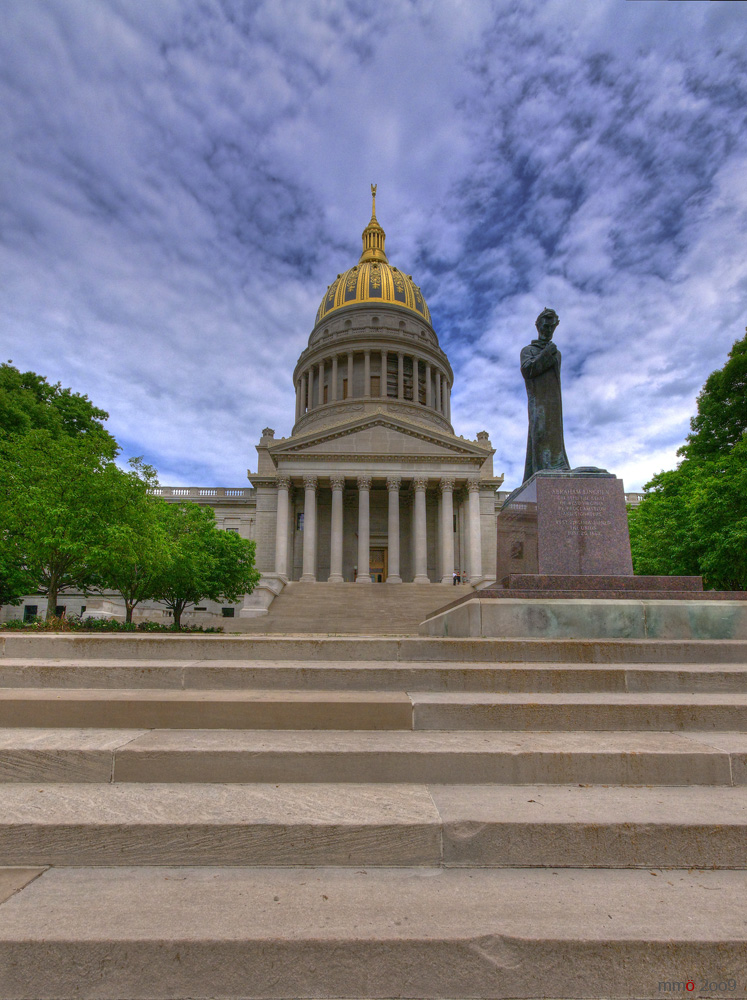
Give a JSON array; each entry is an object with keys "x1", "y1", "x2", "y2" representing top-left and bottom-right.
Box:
[{"x1": 360, "y1": 184, "x2": 387, "y2": 263}]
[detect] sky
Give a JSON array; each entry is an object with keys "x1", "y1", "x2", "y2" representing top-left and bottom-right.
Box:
[{"x1": 1, "y1": 0, "x2": 746, "y2": 491}]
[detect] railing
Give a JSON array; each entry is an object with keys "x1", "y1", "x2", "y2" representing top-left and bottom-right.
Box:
[{"x1": 148, "y1": 487, "x2": 254, "y2": 498}]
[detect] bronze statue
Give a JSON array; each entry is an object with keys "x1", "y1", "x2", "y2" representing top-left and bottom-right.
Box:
[{"x1": 521, "y1": 307, "x2": 571, "y2": 482}]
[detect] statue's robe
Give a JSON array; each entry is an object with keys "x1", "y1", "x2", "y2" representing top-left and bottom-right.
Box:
[{"x1": 521, "y1": 339, "x2": 571, "y2": 482}]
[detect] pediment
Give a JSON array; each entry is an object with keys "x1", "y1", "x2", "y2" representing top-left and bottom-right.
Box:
[{"x1": 269, "y1": 414, "x2": 488, "y2": 460}]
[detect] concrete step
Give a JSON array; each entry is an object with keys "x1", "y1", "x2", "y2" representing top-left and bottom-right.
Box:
[
  {"x1": 1, "y1": 865, "x2": 746, "y2": 999},
  {"x1": 1, "y1": 783, "x2": 746, "y2": 869},
  {"x1": 235, "y1": 582, "x2": 474, "y2": 635},
  {"x1": 4, "y1": 631, "x2": 747, "y2": 662},
  {"x1": 0, "y1": 689, "x2": 411, "y2": 730},
  {"x1": 410, "y1": 690, "x2": 747, "y2": 731},
  {"x1": 2, "y1": 728, "x2": 741, "y2": 784},
  {"x1": 2, "y1": 687, "x2": 745, "y2": 731},
  {"x1": 3, "y1": 658, "x2": 747, "y2": 692}
]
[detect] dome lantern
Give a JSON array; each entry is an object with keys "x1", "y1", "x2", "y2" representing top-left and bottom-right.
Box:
[{"x1": 315, "y1": 187, "x2": 431, "y2": 326}]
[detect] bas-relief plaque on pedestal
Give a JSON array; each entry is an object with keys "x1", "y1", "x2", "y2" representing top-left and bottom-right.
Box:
[{"x1": 497, "y1": 473, "x2": 634, "y2": 579}]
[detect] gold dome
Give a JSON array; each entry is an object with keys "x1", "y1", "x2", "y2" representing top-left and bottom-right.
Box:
[{"x1": 315, "y1": 186, "x2": 431, "y2": 326}]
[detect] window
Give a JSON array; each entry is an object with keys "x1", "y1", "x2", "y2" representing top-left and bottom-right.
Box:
[
  {"x1": 370, "y1": 375, "x2": 380, "y2": 396},
  {"x1": 296, "y1": 513, "x2": 304, "y2": 530},
  {"x1": 23, "y1": 605, "x2": 38, "y2": 621},
  {"x1": 221, "y1": 607, "x2": 235, "y2": 618},
  {"x1": 194, "y1": 607, "x2": 207, "y2": 612},
  {"x1": 323, "y1": 384, "x2": 328, "y2": 403},
  {"x1": 225, "y1": 527, "x2": 239, "y2": 533},
  {"x1": 55, "y1": 606, "x2": 66, "y2": 618},
  {"x1": 342, "y1": 378, "x2": 348, "y2": 399}
]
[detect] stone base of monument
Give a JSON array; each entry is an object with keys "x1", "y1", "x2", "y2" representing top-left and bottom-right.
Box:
[
  {"x1": 422, "y1": 470, "x2": 747, "y2": 638},
  {"x1": 497, "y1": 468, "x2": 634, "y2": 577}
]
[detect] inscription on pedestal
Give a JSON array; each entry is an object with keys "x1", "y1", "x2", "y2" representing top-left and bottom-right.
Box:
[{"x1": 497, "y1": 474, "x2": 633, "y2": 579}]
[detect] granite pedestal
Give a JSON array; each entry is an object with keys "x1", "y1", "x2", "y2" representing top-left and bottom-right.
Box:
[{"x1": 496, "y1": 470, "x2": 633, "y2": 579}]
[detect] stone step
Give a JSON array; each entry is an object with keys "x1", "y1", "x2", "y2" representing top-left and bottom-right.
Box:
[
  {"x1": 2, "y1": 728, "x2": 741, "y2": 784},
  {"x1": 1, "y1": 783, "x2": 746, "y2": 869},
  {"x1": 0, "y1": 689, "x2": 411, "y2": 730},
  {"x1": 235, "y1": 582, "x2": 473, "y2": 635},
  {"x1": 2, "y1": 658, "x2": 747, "y2": 692},
  {"x1": 410, "y1": 690, "x2": 747, "y2": 731},
  {"x1": 1, "y1": 688, "x2": 745, "y2": 731},
  {"x1": 1, "y1": 865, "x2": 745, "y2": 999},
  {"x1": 4, "y1": 631, "x2": 747, "y2": 662}
]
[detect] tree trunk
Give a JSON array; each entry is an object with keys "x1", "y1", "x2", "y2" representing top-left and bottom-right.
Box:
[
  {"x1": 125, "y1": 601, "x2": 134, "y2": 624},
  {"x1": 173, "y1": 603, "x2": 182, "y2": 629},
  {"x1": 46, "y1": 575, "x2": 59, "y2": 622}
]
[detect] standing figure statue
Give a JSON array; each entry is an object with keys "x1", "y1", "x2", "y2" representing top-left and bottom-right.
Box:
[{"x1": 521, "y1": 307, "x2": 571, "y2": 482}]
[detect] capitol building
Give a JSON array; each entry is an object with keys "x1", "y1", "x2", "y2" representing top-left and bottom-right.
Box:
[{"x1": 2, "y1": 190, "x2": 510, "y2": 624}]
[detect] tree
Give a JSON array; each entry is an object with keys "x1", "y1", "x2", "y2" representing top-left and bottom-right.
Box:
[
  {"x1": 87, "y1": 459, "x2": 168, "y2": 623},
  {"x1": 679, "y1": 333, "x2": 747, "y2": 461},
  {"x1": 629, "y1": 328, "x2": 747, "y2": 590},
  {"x1": 0, "y1": 429, "x2": 127, "y2": 619},
  {"x1": 151, "y1": 502, "x2": 260, "y2": 627},
  {"x1": 0, "y1": 362, "x2": 117, "y2": 454}
]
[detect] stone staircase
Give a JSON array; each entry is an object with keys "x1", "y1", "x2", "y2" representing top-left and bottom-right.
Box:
[
  {"x1": 232, "y1": 581, "x2": 473, "y2": 633},
  {"x1": 0, "y1": 631, "x2": 746, "y2": 998}
]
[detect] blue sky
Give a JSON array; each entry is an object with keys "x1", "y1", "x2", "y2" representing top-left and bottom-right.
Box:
[{"x1": 1, "y1": 0, "x2": 746, "y2": 490}]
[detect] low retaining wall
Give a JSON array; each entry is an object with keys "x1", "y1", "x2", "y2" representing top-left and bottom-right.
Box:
[{"x1": 421, "y1": 598, "x2": 747, "y2": 640}]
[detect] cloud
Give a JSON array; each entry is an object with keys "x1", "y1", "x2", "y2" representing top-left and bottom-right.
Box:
[{"x1": 0, "y1": 0, "x2": 746, "y2": 490}]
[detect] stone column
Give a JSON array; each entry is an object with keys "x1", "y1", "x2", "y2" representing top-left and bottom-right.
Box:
[
  {"x1": 331, "y1": 356, "x2": 338, "y2": 402},
  {"x1": 380, "y1": 350, "x2": 387, "y2": 396},
  {"x1": 300, "y1": 475, "x2": 318, "y2": 582},
  {"x1": 356, "y1": 475, "x2": 372, "y2": 584},
  {"x1": 386, "y1": 476, "x2": 402, "y2": 583},
  {"x1": 328, "y1": 474, "x2": 345, "y2": 583},
  {"x1": 439, "y1": 477, "x2": 455, "y2": 584},
  {"x1": 274, "y1": 475, "x2": 291, "y2": 579},
  {"x1": 301, "y1": 373, "x2": 308, "y2": 417},
  {"x1": 347, "y1": 353, "x2": 354, "y2": 399},
  {"x1": 435, "y1": 369, "x2": 441, "y2": 413},
  {"x1": 308, "y1": 368, "x2": 314, "y2": 410},
  {"x1": 317, "y1": 361, "x2": 324, "y2": 406},
  {"x1": 467, "y1": 479, "x2": 483, "y2": 584},
  {"x1": 413, "y1": 477, "x2": 429, "y2": 584},
  {"x1": 425, "y1": 362, "x2": 432, "y2": 408},
  {"x1": 364, "y1": 350, "x2": 371, "y2": 397}
]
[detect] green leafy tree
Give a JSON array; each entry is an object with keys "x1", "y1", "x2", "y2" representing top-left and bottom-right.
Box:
[
  {"x1": 0, "y1": 544, "x2": 36, "y2": 610},
  {"x1": 629, "y1": 328, "x2": 747, "y2": 589},
  {"x1": 151, "y1": 502, "x2": 260, "y2": 627},
  {"x1": 87, "y1": 460, "x2": 169, "y2": 623},
  {"x1": 0, "y1": 429, "x2": 126, "y2": 619},
  {"x1": 0, "y1": 362, "x2": 117, "y2": 454}
]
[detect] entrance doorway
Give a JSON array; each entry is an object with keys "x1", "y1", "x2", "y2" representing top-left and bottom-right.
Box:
[{"x1": 369, "y1": 548, "x2": 388, "y2": 583}]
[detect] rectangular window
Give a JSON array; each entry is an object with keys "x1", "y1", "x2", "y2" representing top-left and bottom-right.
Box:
[
  {"x1": 221, "y1": 607, "x2": 235, "y2": 618},
  {"x1": 323, "y1": 384, "x2": 328, "y2": 403},
  {"x1": 370, "y1": 375, "x2": 380, "y2": 396},
  {"x1": 342, "y1": 378, "x2": 348, "y2": 399},
  {"x1": 194, "y1": 607, "x2": 207, "y2": 612},
  {"x1": 23, "y1": 605, "x2": 38, "y2": 621},
  {"x1": 55, "y1": 606, "x2": 66, "y2": 618},
  {"x1": 225, "y1": 527, "x2": 239, "y2": 533},
  {"x1": 297, "y1": 513, "x2": 304, "y2": 531}
]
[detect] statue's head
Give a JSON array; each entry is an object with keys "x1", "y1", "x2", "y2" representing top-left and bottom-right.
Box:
[{"x1": 535, "y1": 307, "x2": 559, "y2": 341}]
